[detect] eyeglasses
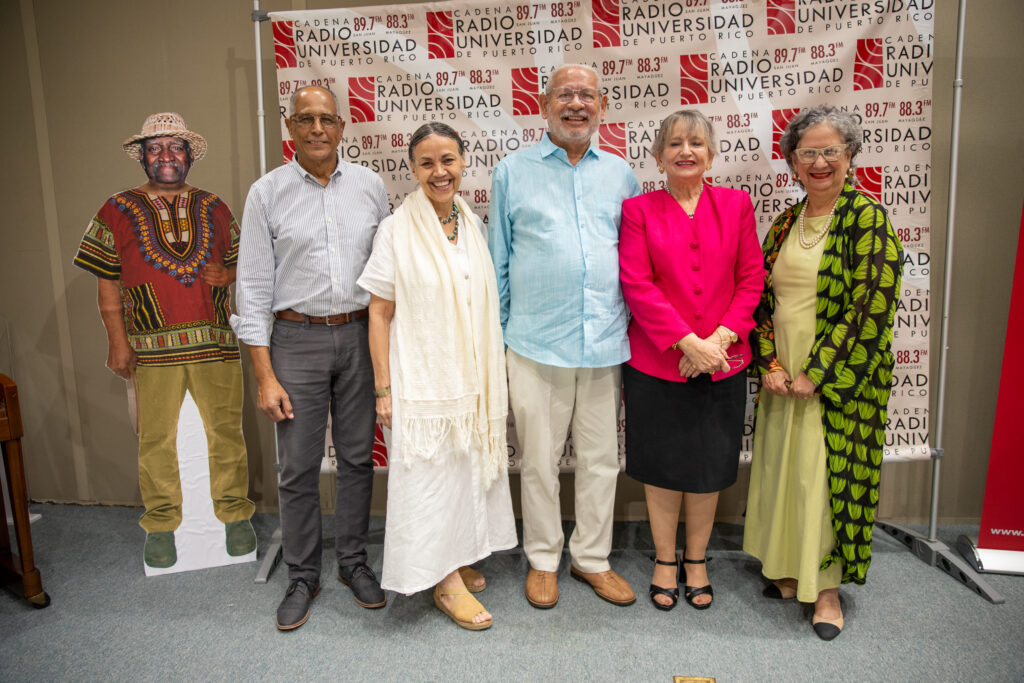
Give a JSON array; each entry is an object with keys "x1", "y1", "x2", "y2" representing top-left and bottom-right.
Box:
[
  {"x1": 291, "y1": 114, "x2": 341, "y2": 129},
  {"x1": 726, "y1": 354, "x2": 745, "y2": 368},
  {"x1": 793, "y1": 144, "x2": 849, "y2": 164},
  {"x1": 549, "y1": 87, "x2": 600, "y2": 104}
]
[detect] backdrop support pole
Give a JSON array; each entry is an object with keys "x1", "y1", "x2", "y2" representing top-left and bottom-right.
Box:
[
  {"x1": 253, "y1": 1, "x2": 268, "y2": 177},
  {"x1": 875, "y1": 0, "x2": 1003, "y2": 604},
  {"x1": 250, "y1": 1, "x2": 282, "y2": 583}
]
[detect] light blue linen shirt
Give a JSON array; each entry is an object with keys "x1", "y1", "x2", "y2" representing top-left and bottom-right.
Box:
[
  {"x1": 489, "y1": 134, "x2": 641, "y2": 368},
  {"x1": 231, "y1": 153, "x2": 390, "y2": 347}
]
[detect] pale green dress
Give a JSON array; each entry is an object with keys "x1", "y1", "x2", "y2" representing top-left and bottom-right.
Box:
[{"x1": 744, "y1": 215, "x2": 842, "y2": 603}]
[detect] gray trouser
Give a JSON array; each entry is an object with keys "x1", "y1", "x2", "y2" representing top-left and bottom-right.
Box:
[{"x1": 270, "y1": 317, "x2": 376, "y2": 584}]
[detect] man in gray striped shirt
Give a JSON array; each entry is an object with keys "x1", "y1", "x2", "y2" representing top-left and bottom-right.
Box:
[{"x1": 231, "y1": 85, "x2": 390, "y2": 631}]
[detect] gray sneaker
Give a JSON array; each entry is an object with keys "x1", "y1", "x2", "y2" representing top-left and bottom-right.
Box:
[{"x1": 276, "y1": 579, "x2": 320, "y2": 631}]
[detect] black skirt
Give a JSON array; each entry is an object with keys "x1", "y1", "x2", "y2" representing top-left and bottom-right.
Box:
[{"x1": 623, "y1": 363, "x2": 746, "y2": 493}]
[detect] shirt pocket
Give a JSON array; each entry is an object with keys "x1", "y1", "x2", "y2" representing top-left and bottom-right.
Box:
[
  {"x1": 212, "y1": 286, "x2": 231, "y2": 326},
  {"x1": 590, "y1": 194, "x2": 626, "y2": 240},
  {"x1": 123, "y1": 283, "x2": 167, "y2": 333}
]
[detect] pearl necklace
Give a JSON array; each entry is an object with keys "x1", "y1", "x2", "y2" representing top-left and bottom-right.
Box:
[
  {"x1": 668, "y1": 183, "x2": 703, "y2": 219},
  {"x1": 798, "y1": 195, "x2": 840, "y2": 249}
]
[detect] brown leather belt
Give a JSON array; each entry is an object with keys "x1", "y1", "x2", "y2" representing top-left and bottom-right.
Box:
[{"x1": 274, "y1": 308, "x2": 368, "y2": 325}]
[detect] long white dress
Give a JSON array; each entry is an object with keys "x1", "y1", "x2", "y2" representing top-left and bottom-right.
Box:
[{"x1": 357, "y1": 212, "x2": 517, "y2": 595}]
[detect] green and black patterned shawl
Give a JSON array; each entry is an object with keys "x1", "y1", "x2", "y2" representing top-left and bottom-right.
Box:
[{"x1": 750, "y1": 182, "x2": 903, "y2": 585}]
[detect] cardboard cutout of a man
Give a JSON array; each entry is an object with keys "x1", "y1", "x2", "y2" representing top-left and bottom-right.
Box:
[{"x1": 74, "y1": 113, "x2": 256, "y2": 569}]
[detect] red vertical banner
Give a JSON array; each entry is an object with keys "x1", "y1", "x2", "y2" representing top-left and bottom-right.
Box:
[{"x1": 977, "y1": 202, "x2": 1024, "y2": 552}]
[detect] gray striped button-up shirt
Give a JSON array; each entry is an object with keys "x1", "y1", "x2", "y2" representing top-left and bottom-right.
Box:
[{"x1": 231, "y1": 154, "x2": 390, "y2": 347}]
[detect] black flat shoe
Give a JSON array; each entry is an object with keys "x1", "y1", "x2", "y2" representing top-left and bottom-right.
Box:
[
  {"x1": 812, "y1": 620, "x2": 843, "y2": 641},
  {"x1": 680, "y1": 555, "x2": 713, "y2": 610},
  {"x1": 762, "y1": 582, "x2": 796, "y2": 600},
  {"x1": 812, "y1": 591, "x2": 844, "y2": 640},
  {"x1": 648, "y1": 558, "x2": 679, "y2": 611}
]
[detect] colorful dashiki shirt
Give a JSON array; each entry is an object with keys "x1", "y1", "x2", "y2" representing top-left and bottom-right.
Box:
[{"x1": 74, "y1": 188, "x2": 240, "y2": 366}]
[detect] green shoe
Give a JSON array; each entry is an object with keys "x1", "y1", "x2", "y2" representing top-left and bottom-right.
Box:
[
  {"x1": 144, "y1": 532, "x2": 177, "y2": 568},
  {"x1": 225, "y1": 520, "x2": 257, "y2": 556}
]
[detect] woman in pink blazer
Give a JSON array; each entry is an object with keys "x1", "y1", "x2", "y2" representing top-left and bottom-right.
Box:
[{"x1": 619, "y1": 110, "x2": 763, "y2": 611}]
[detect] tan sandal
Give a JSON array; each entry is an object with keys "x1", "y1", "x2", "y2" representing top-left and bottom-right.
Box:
[
  {"x1": 433, "y1": 585, "x2": 493, "y2": 631},
  {"x1": 458, "y1": 566, "x2": 486, "y2": 593}
]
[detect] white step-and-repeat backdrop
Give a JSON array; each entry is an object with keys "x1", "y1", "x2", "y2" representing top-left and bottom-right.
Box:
[{"x1": 269, "y1": 0, "x2": 934, "y2": 470}]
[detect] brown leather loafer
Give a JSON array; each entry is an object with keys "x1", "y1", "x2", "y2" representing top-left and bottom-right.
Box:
[
  {"x1": 570, "y1": 567, "x2": 636, "y2": 606},
  {"x1": 525, "y1": 568, "x2": 559, "y2": 609}
]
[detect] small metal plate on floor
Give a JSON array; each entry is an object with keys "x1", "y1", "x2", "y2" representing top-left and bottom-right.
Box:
[{"x1": 674, "y1": 678, "x2": 715, "y2": 682}]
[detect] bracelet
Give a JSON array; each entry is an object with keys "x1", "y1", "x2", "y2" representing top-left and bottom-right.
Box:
[{"x1": 373, "y1": 385, "x2": 391, "y2": 398}]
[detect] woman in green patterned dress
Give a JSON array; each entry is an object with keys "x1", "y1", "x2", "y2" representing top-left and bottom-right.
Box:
[{"x1": 743, "y1": 106, "x2": 903, "y2": 641}]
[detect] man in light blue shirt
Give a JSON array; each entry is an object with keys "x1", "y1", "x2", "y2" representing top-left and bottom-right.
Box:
[
  {"x1": 489, "y1": 64, "x2": 641, "y2": 609},
  {"x1": 232, "y1": 86, "x2": 389, "y2": 630}
]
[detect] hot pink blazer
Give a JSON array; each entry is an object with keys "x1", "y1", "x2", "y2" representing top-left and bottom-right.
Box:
[{"x1": 619, "y1": 185, "x2": 764, "y2": 382}]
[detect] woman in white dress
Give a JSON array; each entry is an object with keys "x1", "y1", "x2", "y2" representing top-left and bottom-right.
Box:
[{"x1": 358, "y1": 123, "x2": 516, "y2": 631}]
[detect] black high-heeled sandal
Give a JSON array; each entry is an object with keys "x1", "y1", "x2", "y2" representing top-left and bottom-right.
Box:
[
  {"x1": 648, "y1": 558, "x2": 679, "y2": 611},
  {"x1": 680, "y1": 555, "x2": 714, "y2": 610}
]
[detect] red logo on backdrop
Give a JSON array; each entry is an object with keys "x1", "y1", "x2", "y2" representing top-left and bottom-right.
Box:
[
  {"x1": 854, "y1": 39, "x2": 884, "y2": 90},
  {"x1": 372, "y1": 424, "x2": 389, "y2": 468},
  {"x1": 282, "y1": 140, "x2": 296, "y2": 163},
  {"x1": 772, "y1": 108, "x2": 800, "y2": 159},
  {"x1": 427, "y1": 11, "x2": 455, "y2": 59},
  {"x1": 766, "y1": 0, "x2": 796, "y2": 35},
  {"x1": 512, "y1": 68, "x2": 541, "y2": 116},
  {"x1": 679, "y1": 55, "x2": 709, "y2": 105},
  {"x1": 599, "y1": 123, "x2": 626, "y2": 159},
  {"x1": 348, "y1": 76, "x2": 375, "y2": 124},
  {"x1": 592, "y1": 0, "x2": 621, "y2": 48},
  {"x1": 857, "y1": 166, "x2": 883, "y2": 202},
  {"x1": 273, "y1": 21, "x2": 297, "y2": 68}
]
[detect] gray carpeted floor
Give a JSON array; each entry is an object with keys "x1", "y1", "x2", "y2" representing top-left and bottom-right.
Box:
[{"x1": 1, "y1": 504, "x2": 1021, "y2": 681}]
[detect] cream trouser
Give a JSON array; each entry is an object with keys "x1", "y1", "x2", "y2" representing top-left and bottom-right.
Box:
[{"x1": 506, "y1": 349, "x2": 621, "y2": 574}]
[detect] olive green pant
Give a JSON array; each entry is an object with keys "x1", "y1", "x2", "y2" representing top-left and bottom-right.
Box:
[{"x1": 135, "y1": 361, "x2": 254, "y2": 533}]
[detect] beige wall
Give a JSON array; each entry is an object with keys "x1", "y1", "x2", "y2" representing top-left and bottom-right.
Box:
[{"x1": 2, "y1": 0, "x2": 1021, "y2": 524}]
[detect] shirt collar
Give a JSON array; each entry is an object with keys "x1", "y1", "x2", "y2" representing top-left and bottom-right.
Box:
[
  {"x1": 539, "y1": 132, "x2": 599, "y2": 164},
  {"x1": 289, "y1": 150, "x2": 344, "y2": 183}
]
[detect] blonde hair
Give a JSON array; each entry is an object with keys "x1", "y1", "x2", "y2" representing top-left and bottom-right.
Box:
[{"x1": 650, "y1": 110, "x2": 718, "y2": 159}]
